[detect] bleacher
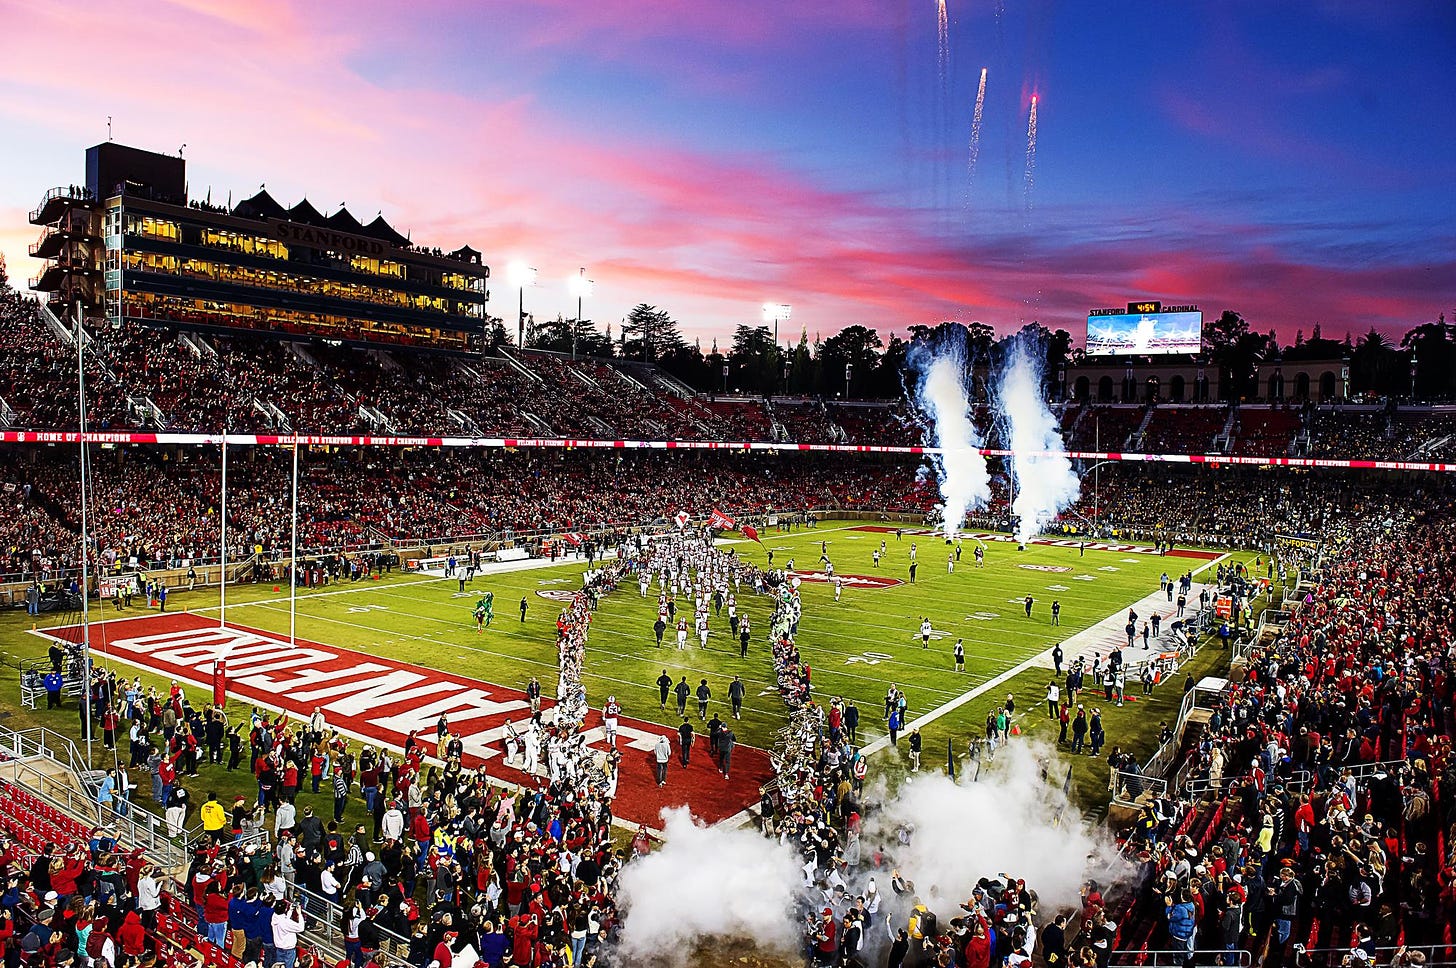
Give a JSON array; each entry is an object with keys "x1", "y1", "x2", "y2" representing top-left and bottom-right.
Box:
[
  {"x1": 0, "y1": 725, "x2": 360, "y2": 968},
  {"x1": 1137, "y1": 406, "x2": 1226, "y2": 455},
  {"x1": 1229, "y1": 406, "x2": 1302, "y2": 456},
  {"x1": 1065, "y1": 405, "x2": 1146, "y2": 451},
  {"x1": 0, "y1": 778, "x2": 96, "y2": 854}
]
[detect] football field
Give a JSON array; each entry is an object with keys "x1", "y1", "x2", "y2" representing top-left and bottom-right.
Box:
[{"x1": 3, "y1": 519, "x2": 1234, "y2": 822}]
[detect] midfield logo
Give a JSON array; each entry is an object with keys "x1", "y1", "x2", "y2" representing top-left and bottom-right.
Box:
[
  {"x1": 793, "y1": 572, "x2": 905, "y2": 589},
  {"x1": 1018, "y1": 564, "x2": 1071, "y2": 573}
]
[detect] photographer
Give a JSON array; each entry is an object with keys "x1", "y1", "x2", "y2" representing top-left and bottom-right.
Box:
[{"x1": 270, "y1": 899, "x2": 306, "y2": 968}]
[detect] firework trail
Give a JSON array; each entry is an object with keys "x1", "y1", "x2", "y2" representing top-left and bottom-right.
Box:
[
  {"x1": 1024, "y1": 94, "x2": 1039, "y2": 214},
  {"x1": 937, "y1": 0, "x2": 950, "y2": 91},
  {"x1": 936, "y1": 0, "x2": 951, "y2": 216},
  {"x1": 965, "y1": 67, "x2": 988, "y2": 206}
]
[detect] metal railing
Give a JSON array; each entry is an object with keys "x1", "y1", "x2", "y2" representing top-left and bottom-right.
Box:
[
  {"x1": 183, "y1": 820, "x2": 272, "y2": 852},
  {"x1": 1108, "y1": 947, "x2": 1252, "y2": 967},
  {"x1": 1295, "y1": 944, "x2": 1456, "y2": 968},
  {"x1": 288, "y1": 878, "x2": 413, "y2": 965},
  {"x1": 1340, "y1": 758, "x2": 1409, "y2": 781},
  {"x1": 1182, "y1": 769, "x2": 1311, "y2": 799},
  {"x1": 1111, "y1": 770, "x2": 1167, "y2": 805},
  {"x1": 0, "y1": 723, "x2": 94, "y2": 778},
  {"x1": 1141, "y1": 687, "x2": 1198, "y2": 778}
]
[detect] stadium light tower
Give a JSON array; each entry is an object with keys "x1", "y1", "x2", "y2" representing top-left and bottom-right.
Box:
[
  {"x1": 761, "y1": 303, "x2": 791, "y2": 349},
  {"x1": 507, "y1": 261, "x2": 536, "y2": 348},
  {"x1": 568, "y1": 268, "x2": 594, "y2": 359}
]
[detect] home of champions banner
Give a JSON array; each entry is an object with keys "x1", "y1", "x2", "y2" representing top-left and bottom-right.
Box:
[{"x1": 43, "y1": 613, "x2": 767, "y2": 826}]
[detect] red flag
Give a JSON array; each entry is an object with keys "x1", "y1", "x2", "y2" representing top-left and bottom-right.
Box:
[
  {"x1": 708, "y1": 508, "x2": 737, "y2": 530},
  {"x1": 563, "y1": 532, "x2": 584, "y2": 546},
  {"x1": 742, "y1": 524, "x2": 762, "y2": 544}
]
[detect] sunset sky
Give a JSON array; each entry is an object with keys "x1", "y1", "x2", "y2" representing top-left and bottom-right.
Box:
[{"x1": 0, "y1": 0, "x2": 1452, "y2": 347}]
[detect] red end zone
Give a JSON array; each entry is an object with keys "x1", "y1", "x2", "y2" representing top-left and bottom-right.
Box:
[{"x1": 45, "y1": 613, "x2": 768, "y2": 828}]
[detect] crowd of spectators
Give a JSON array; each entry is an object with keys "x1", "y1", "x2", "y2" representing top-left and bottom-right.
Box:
[
  {"x1": 1104, "y1": 492, "x2": 1456, "y2": 967},
  {"x1": 1065, "y1": 406, "x2": 1148, "y2": 452},
  {"x1": 12, "y1": 292, "x2": 1456, "y2": 468},
  {"x1": 1138, "y1": 407, "x2": 1228, "y2": 456},
  {"x1": 772, "y1": 402, "x2": 841, "y2": 443},
  {"x1": 13, "y1": 649, "x2": 630, "y2": 968},
  {"x1": 1308, "y1": 410, "x2": 1392, "y2": 460},
  {"x1": 1228, "y1": 408, "x2": 1303, "y2": 458},
  {"x1": 10, "y1": 430, "x2": 1450, "y2": 589}
]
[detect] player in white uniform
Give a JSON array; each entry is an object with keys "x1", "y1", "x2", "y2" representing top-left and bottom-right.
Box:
[
  {"x1": 602, "y1": 696, "x2": 621, "y2": 747},
  {"x1": 676, "y1": 617, "x2": 688, "y2": 650},
  {"x1": 834, "y1": 576, "x2": 843, "y2": 602}
]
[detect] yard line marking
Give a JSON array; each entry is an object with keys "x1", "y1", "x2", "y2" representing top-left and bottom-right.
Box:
[{"x1": 855, "y1": 552, "x2": 1231, "y2": 758}]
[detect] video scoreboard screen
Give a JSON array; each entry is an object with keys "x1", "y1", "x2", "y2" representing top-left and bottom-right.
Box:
[{"x1": 1086, "y1": 302, "x2": 1203, "y2": 356}]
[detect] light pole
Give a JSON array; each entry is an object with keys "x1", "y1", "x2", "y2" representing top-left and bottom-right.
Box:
[
  {"x1": 845, "y1": 363, "x2": 853, "y2": 400},
  {"x1": 761, "y1": 303, "x2": 791, "y2": 348},
  {"x1": 568, "y1": 268, "x2": 594, "y2": 360},
  {"x1": 761, "y1": 303, "x2": 790, "y2": 398},
  {"x1": 507, "y1": 261, "x2": 536, "y2": 348}
]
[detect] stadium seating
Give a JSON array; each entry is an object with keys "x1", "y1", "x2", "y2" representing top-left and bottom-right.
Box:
[
  {"x1": 1308, "y1": 408, "x2": 1390, "y2": 458},
  {"x1": 1137, "y1": 406, "x2": 1227, "y2": 455},
  {"x1": 1097, "y1": 505, "x2": 1456, "y2": 964},
  {"x1": 0, "y1": 779, "x2": 95, "y2": 853},
  {"x1": 1228, "y1": 406, "x2": 1302, "y2": 456}
]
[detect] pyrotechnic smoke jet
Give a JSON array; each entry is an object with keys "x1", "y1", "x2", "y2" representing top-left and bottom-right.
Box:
[
  {"x1": 995, "y1": 332, "x2": 1080, "y2": 545},
  {"x1": 907, "y1": 331, "x2": 991, "y2": 539}
]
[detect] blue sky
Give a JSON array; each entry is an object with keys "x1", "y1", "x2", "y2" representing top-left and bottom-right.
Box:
[{"x1": 0, "y1": 0, "x2": 1450, "y2": 344}]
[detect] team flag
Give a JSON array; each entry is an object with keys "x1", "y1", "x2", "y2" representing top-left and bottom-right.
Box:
[
  {"x1": 674, "y1": 510, "x2": 691, "y2": 530},
  {"x1": 563, "y1": 532, "x2": 584, "y2": 546},
  {"x1": 742, "y1": 524, "x2": 762, "y2": 544},
  {"x1": 708, "y1": 508, "x2": 737, "y2": 530}
]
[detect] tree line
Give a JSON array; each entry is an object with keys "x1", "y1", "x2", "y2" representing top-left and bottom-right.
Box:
[
  {"x1": 509, "y1": 304, "x2": 1456, "y2": 402},
  {"x1": 510, "y1": 305, "x2": 1080, "y2": 400},
  {"x1": 1203, "y1": 309, "x2": 1456, "y2": 401}
]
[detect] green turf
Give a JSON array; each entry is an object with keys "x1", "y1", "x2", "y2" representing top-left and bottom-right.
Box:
[
  {"x1": 1, "y1": 521, "x2": 1224, "y2": 756},
  {"x1": 0, "y1": 519, "x2": 1284, "y2": 832}
]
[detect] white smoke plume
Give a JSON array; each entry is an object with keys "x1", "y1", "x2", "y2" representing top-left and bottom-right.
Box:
[
  {"x1": 907, "y1": 334, "x2": 991, "y2": 539},
  {"x1": 616, "y1": 807, "x2": 806, "y2": 964},
  {"x1": 996, "y1": 335, "x2": 1080, "y2": 544},
  {"x1": 864, "y1": 741, "x2": 1124, "y2": 915}
]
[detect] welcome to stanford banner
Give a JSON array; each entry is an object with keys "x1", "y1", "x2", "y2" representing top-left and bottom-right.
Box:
[{"x1": 2, "y1": 430, "x2": 1448, "y2": 473}]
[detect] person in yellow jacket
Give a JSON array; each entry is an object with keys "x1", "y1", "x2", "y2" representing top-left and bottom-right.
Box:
[
  {"x1": 906, "y1": 896, "x2": 937, "y2": 959},
  {"x1": 200, "y1": 792, "x2": 227, "y2": 843}
]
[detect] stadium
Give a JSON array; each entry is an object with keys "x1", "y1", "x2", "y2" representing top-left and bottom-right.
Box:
[{"x1": 0, "y1": 7, "x2": 1453, "y2": 968}]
